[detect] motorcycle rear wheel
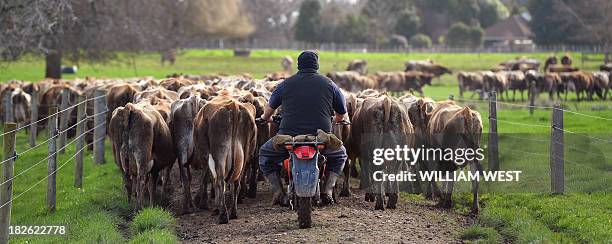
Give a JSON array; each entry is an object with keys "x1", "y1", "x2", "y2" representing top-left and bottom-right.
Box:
[{"x1": 297, "y1": 197, "x2": 312, "y2": 229}]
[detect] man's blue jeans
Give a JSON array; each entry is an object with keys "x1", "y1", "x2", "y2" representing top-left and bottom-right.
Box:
[{"x1": 259, "y1": 138, "x2": 347, "y2": 176}]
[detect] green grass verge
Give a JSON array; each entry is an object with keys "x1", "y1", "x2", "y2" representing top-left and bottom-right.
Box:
[
  {"x1": 130, "y1": 208, "x2": 176, "y2": 235},
  {"x1": 0, "y1": 131, "x2": 179, "y2": 243}
]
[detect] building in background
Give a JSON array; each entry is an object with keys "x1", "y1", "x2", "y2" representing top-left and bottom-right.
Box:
[{"x1": 484, "y1": 14, "x2": 534, "y2": 51}]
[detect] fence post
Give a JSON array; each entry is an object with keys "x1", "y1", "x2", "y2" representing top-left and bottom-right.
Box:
[
  {"x1": 3, "y1": 92, "x2": 13, "y2": 123},
  {"x1": 47, "y1": 107, "x2": 58, "y2": 212},
  {"x1": 550, "y1": 104, "x2": 564, "y2": 194},
  {"x1": 529, "y1": 81, "x2": 536, "y2": 115},
  {"x1": 488, "y1": 91, "x2": 499, "y2": 171},
  {"x1": 75, "y1": 95, "x2": 86, "y2": 188},
  {"x1": 0, "y1": 123, "x2": 17, "y2": 243},
  {"x1": 29, "y1": 89, "x2": 39, "y2": 147},
  {"x1": 93, "y1": 90, "x2": 106, "y2": 164},
  {"x1": 58, "y1": 87, "x2": 70, "y2": 154}
]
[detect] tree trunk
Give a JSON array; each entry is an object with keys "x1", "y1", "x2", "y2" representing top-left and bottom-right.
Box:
[{"x1": 45, "y1": 51, "x2": 62, "y2": 79}]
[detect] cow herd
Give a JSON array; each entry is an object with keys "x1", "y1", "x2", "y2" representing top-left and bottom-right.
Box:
[
  {"x1": 8, "y1": 55, "x2": 608, "y2": 225},
  {"x1": 93, "y1": 71, "x2": 481, "y2": 223},
  {"x1": 459, "y1": 57, "x2": 612, "y2": 102},
  {"x1": 326, "y1": 59, "x2": 451, "y2": 96}
]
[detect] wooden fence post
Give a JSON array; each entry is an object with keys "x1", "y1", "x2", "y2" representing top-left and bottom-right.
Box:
[
  {"x1": 47, "y1": 107, "x2": 58, "y2": 212},
  {"x1": 93, "y1": 90, "x2": 106, "y2": 164},
  {"x1": 0, "y1": 123, "x2": 17, "y2": 243},
  {"x1": 29, "y1": 89, "x2": 39, "y2": 147},
  {"x1": 529, "y1": 85, "x2": 536, "y2": 116},
  {"x1": 58, "y1": 88, "x2": 70, "y2": 154},
  {"x1": 550, "y1": 104, "x2": 564, "y2": 194},
  {"x1": 3, "y1": 92, "x2": 13, "y2": 123},
  {"x1": 75, "y1": 95, "x2": 85, "y2": 188},
  {"x1": 488, "y1": 91, "x2": 499, "y2": 171}
]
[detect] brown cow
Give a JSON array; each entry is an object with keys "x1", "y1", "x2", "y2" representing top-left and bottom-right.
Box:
[
  {"x1": 347, "y1": 59, "x2": 368, "y2": 75},
  {"x1": 427, "y1": 101, "x2": 483, "y2": 214},
  {"x1": 506, "y1": 71, "x2": 527, "y2": 101},
  {"x1": 170, "y1": 95, "x2": 208, "y2": 214},
  {"x1": 108, "y1": 102, "x2": 176, "y2": 210},
  {"x1": 457, "y1": 71, "x2": 486, "y2": 99},
  {"x1": 160, "y1": 78, "x2": 193, "y2": 92},
  {"x1": 107, "y1": 83, "x2": 141, "y2": 125},
  {"x1": 134, "y1": 88, "x2": 179, "y2": 103},
  {"x1": 483, "y1": 72, "x2": 509, "y2": 100},
  {"x1": 38, "y1": 84, "x2": 81, "y2": 136},
  {"x1": 405, "y1": 60, "x2": 452, "y2": 78},
  {"x1": 193, "y1": 95, "x2": 257, "y2": 224},
  {"x1": 351, "y1": 93, "x2": 414, "y2": 210}
]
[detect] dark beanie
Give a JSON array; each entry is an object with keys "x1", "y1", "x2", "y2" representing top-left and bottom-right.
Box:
[{"x1": 297, "y1": 51, "x2": 319, "y2": 71}]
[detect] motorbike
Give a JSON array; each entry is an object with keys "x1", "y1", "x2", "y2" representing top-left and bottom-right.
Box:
[{"x1": 256, "y1": 115, "x2": 349, "y2": 229}]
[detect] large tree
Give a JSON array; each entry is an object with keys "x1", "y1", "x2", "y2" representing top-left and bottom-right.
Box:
[
  {"x1": 294, "y1": 0, "x2": 323, "y2": 43},
  {"x1": 361, "y1": 0, "x2": 412, "y2": 43}
]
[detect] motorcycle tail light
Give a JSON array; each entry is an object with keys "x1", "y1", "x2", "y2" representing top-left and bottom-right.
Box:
[
  {"x1": 293, "y1": 146, "x2": 316, "y2": 160},
  {"x1": 285, "y1": 145, "x2": 293, "y2": 150},
  {"x1": 316, "y1": 145, "x2": 325, "y2": 150}
]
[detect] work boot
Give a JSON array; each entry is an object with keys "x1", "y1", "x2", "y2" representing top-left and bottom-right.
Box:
[
  {"x1": 320, "y1": 171, "x2": 340, "y2": 206},
  {"x1": 265, "y1": 173, "x2": 289, "y2": 206}
]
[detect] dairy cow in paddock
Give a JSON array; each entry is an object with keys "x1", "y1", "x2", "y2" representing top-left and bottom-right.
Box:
[
  {"x1": 38, "y1": 84, "x2": 81, "y2": 136},
  {"x1": 525, "y1": 70, "x2": 560, "y2": 101},
  {"x1": 170, "y1": 95, "x2": 208, "y2": 214},
  {"x1": 108, "y1": 102, "x2": 176, "y2": 210},
  {"x1": 405, "y1": 60, "x2": 452, "y2": 79},
  {"x1": 351, "y1": 93, "x2": 414, "y2": 210},
  {"x1": 592, "y1": 71, "x2": 610, "y2": 100},
  {"x1": 457, "y1": 71, "x2": 486, "y2": 99},
  {"x1": 347, "y1": 59, "x2": 368, "y2": 75},
  {"x1": 193, "y1": 94, "x2": 257, "y2": 224},
  {"x1": 427, "y1": 101, "x2": 483, "y2": 214},
  {"x1": 333, "y1": 91, "x2": 362, "y2": 197},
  {"x1": 160, "y1": 78, "x2": 193, "y2": 92},
  {"x1": 506, "y1": 71, "x2": 527, "y2": 101},
  {"x1": 107, "y1": 83, "x2": 141, "y2": 125}
]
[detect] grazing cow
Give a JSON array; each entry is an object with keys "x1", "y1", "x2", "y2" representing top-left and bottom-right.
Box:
[
  {"x1": 483, "y1": 72, "x2": 509, "y2": 100},
  {"x1": 525, "y1": 70, "x2": 559, "y2": 101},
  {"x1": 161, "y1": 49, "x2": 176, "y2": 66},
  {"x1": 405, "y1": 60, "x2": 452, "y2": 78},
  {"x1": 600, "y1": 63, "x2": 612, "y2": 72},
  {"x1": 193, "y1": 95, "x2": 257, "y2": 224},
  {"x1": 347, "y1": 59, "x2": 368, "y2": 75},
  {"x1": 326, "y1": 71, "x2": 361, "y2": 92},
  {"x1": 592, "y1": 72, "x2": 609, "y2": 100},
  {"x1": 427, "y1": 101, "x2": 483, "y2": 214},
  {"x1": 548, "y1": 64, "x2": 579, "y2": 73},
  {"x1": 506, "y1": 71, "x2": 527, "y2": 101},
  {"x1": 170, "y1": 95, "x2": 208, "y2": 214},
  {"x1": 457, "y1": 71, "x2": 486, "y2": 99},
  {"x1": 108, "y1": 102, "x2": 176, "y2": 210},
  {"x1": 404, "y1": 71, "x2": 433, "y2": 96},
  {"x1": 281, "y1": 56, "x2": 293, "y2": 72},
  {"x1": 564, "y1": 72, "x2": 594, "y2": 101},
  {"x1": 351, "y1": 94, "x2": 414, "y2": 210}
]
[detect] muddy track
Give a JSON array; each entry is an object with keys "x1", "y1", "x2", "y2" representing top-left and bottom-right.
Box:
[{"x1": 164, "y1": 168, "x2": 472, "y2": 244}]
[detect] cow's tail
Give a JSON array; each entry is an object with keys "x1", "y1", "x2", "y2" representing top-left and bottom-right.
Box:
[
  {"x1": 121, "y1": 105, "x2": 134, "y2": 177},
  {"x1": 228, "y1": 101, "x2": 243, "y2": 182}
]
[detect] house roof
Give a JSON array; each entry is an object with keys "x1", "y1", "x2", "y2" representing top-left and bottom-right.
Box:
[{"x1": 485, "y1": 15, "x2": 534, "y2": 41}]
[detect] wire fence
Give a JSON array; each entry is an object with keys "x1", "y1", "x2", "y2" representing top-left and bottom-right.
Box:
[{"x1": 0, "y1": 90, "x2": 109, "y2": 241}]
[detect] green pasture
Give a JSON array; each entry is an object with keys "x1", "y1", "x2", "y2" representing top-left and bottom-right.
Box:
[{"x1": 1, "y1": 49, "x2": 611, "y2": 243}]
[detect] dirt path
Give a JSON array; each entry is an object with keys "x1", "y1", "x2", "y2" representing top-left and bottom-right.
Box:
[{"x1": 166, "y1": 173, "x2": 472, "y2": 243}]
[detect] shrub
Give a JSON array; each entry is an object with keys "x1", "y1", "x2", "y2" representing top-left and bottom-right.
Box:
[
  {"x1": 129, "y1": 229, "x2": 178, "y2": 244},
  {"x1": 409, "y1": 34, "x2": 432, "y2": 48}
]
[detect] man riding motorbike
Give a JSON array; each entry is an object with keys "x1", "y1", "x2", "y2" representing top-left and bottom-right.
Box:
[{"x1": 258, "y1": 50, "x2": 348, "y2": 206}]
